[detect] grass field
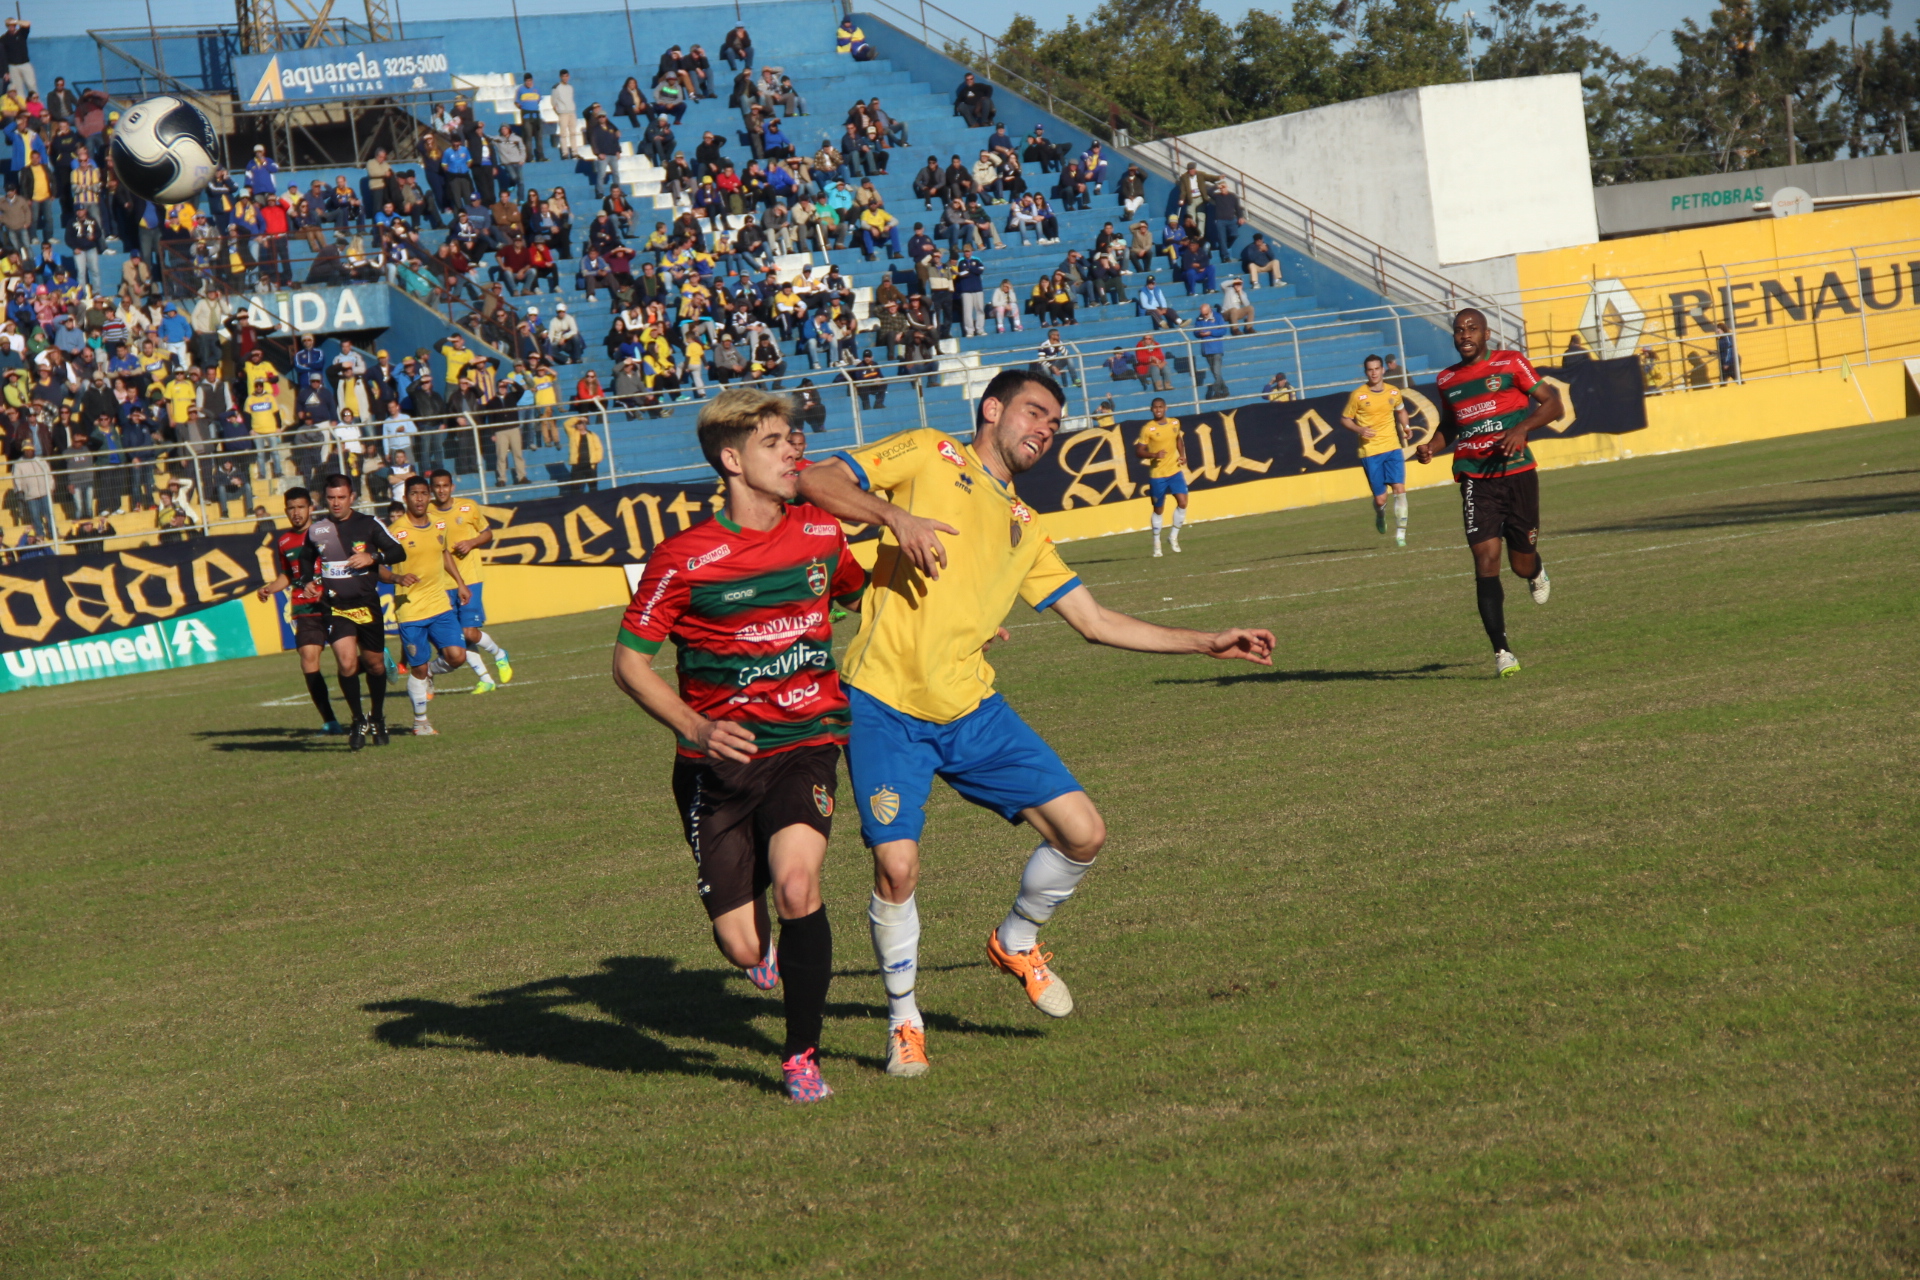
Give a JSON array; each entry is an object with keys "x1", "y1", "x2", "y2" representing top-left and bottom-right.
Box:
[{"x1": 4, "y1": 417, "x2": 1917, "y2": 1278}]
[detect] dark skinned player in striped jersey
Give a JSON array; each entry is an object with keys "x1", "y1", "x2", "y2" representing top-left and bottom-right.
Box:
[
  {"x1": 1415, "y1": 308, "x2": 1563, "y2": 678},
  {"x1": 611, "y1": 389, "x2": 867, "y2": 1104}
]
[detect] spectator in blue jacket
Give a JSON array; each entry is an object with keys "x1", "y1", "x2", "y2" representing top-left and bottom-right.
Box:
[
  {"x1": 245, "y1": 145, "x2": 279, "y2": 196},
  {"x1": 953, "y1": 250, "x2": 985, "y2": 337},
  {"x1": 1192, "y1": 304, "x2": 1226, "y2": 388},
  {"x1": 516, "y1": 74, "x2": 546, "y2": 161},
  {"x1": 156, "y1": 304, "x2": 193, "y2": 366},
  {"x1": 1239, "y1": 232, "x2": 1283, "y2": 289},
  {"x1": 292, "y1": 333, "x2": 328, "y2": 383}
]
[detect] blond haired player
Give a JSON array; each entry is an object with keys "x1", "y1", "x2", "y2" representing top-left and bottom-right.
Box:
[
  {"x1": 1134, "y1": 397, "x2": 1187, "y2": 557},
  {"x1": 799, "y1": 369, "x2": 1276, "y2": 1078},
  {"x1": 427, "y1": 469, "x2": 513, "y2": 691},
  {"x1": 1339, "y1": 354, "x2": 1413, "y2": 546}
]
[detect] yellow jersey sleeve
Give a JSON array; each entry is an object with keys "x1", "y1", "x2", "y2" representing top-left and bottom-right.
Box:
[
  {"x1": 1341, "y1": 388, "x2": 1365, "y2": 420},
  {"x1": 448, "y1": 500, "x2": 490, "y2": 583},
  {"x1": 1017, "y1": 531, "x2": 1080, "y2": 611},
  {"x1": 836, "y1": 427, "x2": 945, "y2": 493}
]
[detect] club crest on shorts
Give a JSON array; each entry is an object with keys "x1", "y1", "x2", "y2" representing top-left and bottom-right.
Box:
[
  {"x1": 813, "y1": 784, "x2": 834, "y2": 817},
  {"x1": 868, "y1": 786, "x2": 900, "y2": 825},
  {"x1": 806, "y1": 560, "x2": 828, "y2": 596}
]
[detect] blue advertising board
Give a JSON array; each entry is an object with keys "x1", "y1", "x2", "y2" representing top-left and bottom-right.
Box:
[{"x1": 236, "y1": 39, "x2": 451, "y2": 107}]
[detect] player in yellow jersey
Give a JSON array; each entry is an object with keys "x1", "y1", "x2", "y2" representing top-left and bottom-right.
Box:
[
  {"x1": 1340, "y1": 354, "x2": 1414, "y2": 546},
  {"x1": 800, "y1": 370, "x2": 1277, "y2": 1078},
  {"x1": 427, "y1": 469, "x2": 513, "y2": 691},
  {"x1": 389, "y1": 476, "x2": 470, "y2": 736},
  {"x1": 1134, "y1": 397, "x2": 1188, "y2": 557}
]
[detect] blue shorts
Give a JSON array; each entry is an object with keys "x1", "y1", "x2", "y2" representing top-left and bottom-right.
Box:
[
  {"x1": 846, "y1": 686, "x2": 1083, "y2": 846},
  {"x1": 447, "y1": 581, "x2": 485, "y2": 629},
  {"x1": 398, "y1": 611, "x2": 464, "y2": 668},
  {"x1": 1361, "y1": 450, "x2": 1406, "y2": 496},
  {"x1": 1147, "y1": 473, "x2": 1189, "y2": 506}
]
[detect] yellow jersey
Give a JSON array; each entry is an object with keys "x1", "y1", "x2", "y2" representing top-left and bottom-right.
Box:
[
  {"x1": 831, "y1": 428, "x2": 1080, "y2": 723},
  {"x1": 162, "y1": 378, "x2": 196, "y2": 425},
  {"x1": 1341, "y1": 382, "x2": 1406, "y2": 458},
  {"x1": 431, "y1": 497, "x2": 490, "y2": 584},
  {"x1": 531, "y1": 369, "x2": 559, "y2": 406},
  {"x1": 1136, "y1": 416, "x2": 1184, "y2": 478},
  {"x1": 439, "y1": 341, "x2": 477, "y2": 384},
  {"x1": 391, "y1": 517, "x2": 456, "y2": 623},
  {"x1": 246, "y1": 394, "x2": 280, "y2": 435}
]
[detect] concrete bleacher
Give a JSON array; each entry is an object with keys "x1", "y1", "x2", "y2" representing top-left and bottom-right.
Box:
[{"x1": 21, "y1": 0, "x2": 1455, "y2": 525}]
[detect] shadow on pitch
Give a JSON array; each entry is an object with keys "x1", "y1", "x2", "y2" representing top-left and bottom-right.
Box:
[
  {"x1": 1566, "y1": 488, "x2": 1917, "y2": 536},
  {"x1": 363, "y1": 954, "x2": 1036, "y2": 1090},
  {"x1": 194, "y1": 727, "x2": 333, "y2": 753},
  {"x1": 1156, "y1": 661, "x2": 1466, "y2": 687}
]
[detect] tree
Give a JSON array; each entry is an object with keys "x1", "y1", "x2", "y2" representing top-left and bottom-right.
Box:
[{"x1": 1840, "y1": 16, "x2": 1919, "y2": 153}]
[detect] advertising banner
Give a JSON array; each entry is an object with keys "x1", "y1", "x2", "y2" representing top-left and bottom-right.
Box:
[
  {"x1": 237, "y1": 39, "x2": 451, "y2": 108},
  {"x1": 237, "y1": 284, "x2": 390, "y2": 337},
  {"x1": 0, "y1": 599, "x2": 257, "y2": 692},
  {"x1": 0, "y1": 357, "x2": 1644, "y2": 668}
]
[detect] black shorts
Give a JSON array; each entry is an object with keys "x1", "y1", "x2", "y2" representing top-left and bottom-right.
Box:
[
  {"x1": 1459, "y1": 470, "x2": 1540, "y2": 552},
  {"x1": 325, "y1": 602, "x2": 387, "y2": 651},
  {"x1": 292, "y1": 612, "x2": 330, "y2": 649},
  {"x1": 670, "y1": 743, "x2": 840, "y2": 920}
]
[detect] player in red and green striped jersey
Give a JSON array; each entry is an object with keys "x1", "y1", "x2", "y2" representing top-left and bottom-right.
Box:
[
  {"x1": 1416, "y1": 308, "x2": 1564, "y2": 678},
  {"x1": 611, "y1": 388, "x2": 866, "y2": 1104}
]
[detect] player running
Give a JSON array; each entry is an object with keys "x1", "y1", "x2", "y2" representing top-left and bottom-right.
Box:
[
  {"x1": 798, "y1": 370, "x2": 1275, "y2": 1078},
  {"x1": 1340, "y1": 355, "x2": 1413, "y2": 546},
  {"x1": 307, "y1": 474, "x2": 408, "y2": 749},
  {"x1": 1414, "y1": 309, "x2": 1562, "y2": 678},
  {"x1": 611, "y1": 389, "x2": 867, "y2": 1104},
  {"x1": 391, "y1": 476, "x2": 471, "y2": 738},
  {"x1": 256, "y1": 487, "x2": 345, "y2": 734},
  {"x1": 428, "y1": 470, "x2": 513, "y2": 692},
  {"x1": 1134, "y1": 398, "x2": 1187, "y2": 557}
]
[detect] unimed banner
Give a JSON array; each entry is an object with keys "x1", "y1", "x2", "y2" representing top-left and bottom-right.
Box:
[
  {"x1": 0, "y1": 357, "x2": 1645, "y2": 669},
  {"x1": 0, "y1": 599, "x2": 257, "y2": 692}
]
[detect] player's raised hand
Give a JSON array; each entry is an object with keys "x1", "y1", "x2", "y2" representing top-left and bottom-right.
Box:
[
  {"x1": 1206, "y1": 628, "x2": 1276, "y2": 666},
  {"x1": 695, "y1": 716, "x2": 759, "y2": 764},
  {"x1": 889, "y1": 511, "x2": 959, "y2": 579}
]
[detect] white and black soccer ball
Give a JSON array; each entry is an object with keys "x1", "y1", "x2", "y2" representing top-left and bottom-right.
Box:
[{"x1": 110, "y1": 95, "x2": 218, "y2": 204}]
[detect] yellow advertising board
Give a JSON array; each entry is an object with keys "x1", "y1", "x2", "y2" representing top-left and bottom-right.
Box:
[{"x1": 1514, "y1": 198, "x2": 1920, "y2": 391}]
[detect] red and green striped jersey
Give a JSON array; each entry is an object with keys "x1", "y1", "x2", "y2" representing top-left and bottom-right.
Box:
[
  {"x1": 618, "y1": 503, "x2": 867, "y2": 758},
  {"x1": 1435, "y1": 349, "x2": 1545, "y2": 479}
]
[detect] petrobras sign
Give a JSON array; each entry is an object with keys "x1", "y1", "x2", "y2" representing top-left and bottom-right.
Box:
[
  {"x1": 241, "y1": 284, "x2": 390, "y2": 336},
  {"x1": 236, "y1": 39, "x2": 451, "y2": 107},
  {"x1": 0, "y1": 600, "x2": 258, "y2": 693}
]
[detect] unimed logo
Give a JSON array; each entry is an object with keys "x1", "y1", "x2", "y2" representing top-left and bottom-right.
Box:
[{"x1": 1, "y1": 617, "x2": 226, "y2": 690}]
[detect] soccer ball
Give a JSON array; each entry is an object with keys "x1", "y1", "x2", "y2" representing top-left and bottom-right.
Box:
[{"x1": 110, "y1": 95, "x2": 218, "y2": 204}]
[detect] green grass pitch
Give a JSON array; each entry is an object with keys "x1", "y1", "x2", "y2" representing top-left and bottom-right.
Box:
[{"x1": 3, "y1": 418, "x2": 1916, "y2": 1278}]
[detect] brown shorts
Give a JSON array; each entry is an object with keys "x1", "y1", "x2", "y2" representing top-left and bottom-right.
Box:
[
  {"x1": 670, "y1": 743, "x2": 840, "y2": 919},
  {"x1": 293, "y1": 612, "x2": 330, "y2": 649},
  {"x1": 1460, "y1": 470, "x2": 1540, "y2": 552},
  {"x1": 325, "y1": 603, "x2": 386, "y2": 651}
]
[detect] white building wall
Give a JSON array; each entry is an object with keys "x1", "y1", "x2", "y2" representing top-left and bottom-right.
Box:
[{"x1": 1172, "y1": 74, "x2": 1596, "y2": 306}]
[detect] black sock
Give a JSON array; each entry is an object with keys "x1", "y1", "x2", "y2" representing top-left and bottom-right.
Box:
[
  {"x1": 338, "y1": 672, "x2": 364, "y2": 722},
  {"x1": 366, "y1": 667, "x2": 388, "y2": 723},
  {"x1": 304, "y1": 671, "x2": 336, "y2": 724},
  {"x1": 777, "y1": 906, "x2": 832, "y2": 1060},
  {"x1": 1476, "y1": 575, "x2": 1508, "y2": 652},
  {"x1": 1520, "y1": 556, "x2": 1544, "y2": 583}
]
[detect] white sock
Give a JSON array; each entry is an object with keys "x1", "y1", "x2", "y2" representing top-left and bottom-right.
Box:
[
  {"x1": 1172, "y1": 508, "x2": 1187, "y2": 529},
  {"x1": 1150, "y1": 512, "x2": 1162, "y2": 538},
  {"x1": 1393, "y1": 493, "x2": 1408, "y2": 531},
  {"x1": 868, "y1": 892, "x2": 922, "y2": 1029},
  {"x1": 996, "y1": 842, "x2": 1094, "y2": 954},
  {"x1": 406, "y1": 674, "x2": 430, "y2": 718},
  {"x1": 474, "y1": 631, "x2": 505, "y2": 659},
  {"x1": 465, "y1": 651, "x2": 489, "y2": 678}
]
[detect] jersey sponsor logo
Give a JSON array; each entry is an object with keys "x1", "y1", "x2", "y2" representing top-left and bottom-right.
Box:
[
  {"x1": 736, "y1": 639, "x2": 832, "y2": 686},
  {"x1": 332, "y1": 605, "x2": 375, "y2": 624},
  {"x1": 803, "y1": 522, "x2": 839, "y2": 536},
  {"x1": 722, "y1": 586, "x2": 757, "y2": 602},
  {"x1": 687, "y1": 544, "x2": 732, "y2": 571},
  {"x1": 321, "y1": 559, "x2": 353, "y2": 578},
  {"x1": 734, "y1": 611, "x2": 824, "y2": 643},
  {"x1": 954, "y1": 472, "x2": 974, "y2": 493},
  {"x1": 634, "y1": 566, "x2": 678, "y2": 628},
  {"x1": 813, "y1": 784, "x2": 834, "y2": 817},
  {"x1": 775, "y1": 680, "x2": 820, "y2": 709},
  {"x1": 1009, "y1": 501, "x2": 1033, "y2": 524},
  {"x1": 806, "y1": 561, "x2": 828, "y2": 596},
  {"x1": 937, "y1": 440, "x2": 966, "y2": 468},
  {"x1": 868, "y1": 786, "x2": 900, "y2": 826},
  {"x1": 870, "y1": 437, "x2": 918, "y2": 464}
]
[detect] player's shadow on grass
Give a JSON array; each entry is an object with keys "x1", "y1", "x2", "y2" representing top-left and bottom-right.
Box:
[
  {"x1": 364, "y1": 955, "x2": 1036, "y2": 1089},
  {"x1": 1567, "y1": 488, "x2": 1917, "y2": 535},
  {"x1": 1156, "y1": 661, "x2": 1465, "y2": 687},
  {"x1": 194, "y1": 727, "x2": 332, "y2": 753}
]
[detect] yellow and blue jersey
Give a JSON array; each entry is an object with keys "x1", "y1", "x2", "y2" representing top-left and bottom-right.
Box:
[
  {"x1": 1136, "y1": 416, "x2": 1184, "y2": 478},
  {"x1": 431, "y1": 498, "x2": 490, "y2": 585},
  {"x1": 826, "y1": 428, "x2": 1080, "y2": 724},
  {"x1": 391, "y1": 518, "x2": 455, "y2": 622},
  {"x1": 1342, "y1": 382, "x2": 1406, "y2": 458}
]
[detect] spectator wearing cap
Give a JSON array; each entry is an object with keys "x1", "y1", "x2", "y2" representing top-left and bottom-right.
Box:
[
  {"x1": 157, "y1": 304, "x2": 191, "y2": 367},
  {"x1": 12, "y1": 436, "x2": 52, "y2": 538},
  {"x1": 1136, "y1": 275, "x2": 1179, "y2": 329},
  {"x1": 547, "y1": 302, "x2": 583, "y2": 363},
  {"x1": 1, "y1": 17, "x2": 35, "y2": 98},
  {"x1": 246, "y1": 145, "x2": 279, "y2": 197},
  {"x1": 1239, "y1": 232, "x2": 1283, "y2": 289}
]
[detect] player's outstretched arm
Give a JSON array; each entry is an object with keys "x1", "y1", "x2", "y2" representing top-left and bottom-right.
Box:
[
  {"x1": 611, "y1": 645, "x2": 758, "y2": 763},
  {"x1": 796, "y1": 457, "x2": 959, "y2": 579},
  {"x1": 1050, "y1": 584, "x2": 1274, "y2": 665}
]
